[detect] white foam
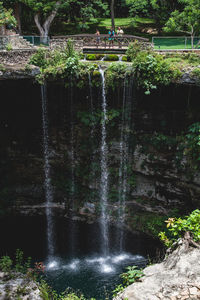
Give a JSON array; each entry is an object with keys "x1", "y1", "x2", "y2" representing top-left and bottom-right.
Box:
[
  {"x1": 68, "y1": 259, "x2": 80, "y2": 270},
  {"x1": 112, "y1": 254, "x2": 130, "y2": 263},
  {"x1": 47, "y1": 260, "x2": 59, "y2": 270},
  {"x1": 100, "y1": 263, "x2": 115, "y2": 273}
]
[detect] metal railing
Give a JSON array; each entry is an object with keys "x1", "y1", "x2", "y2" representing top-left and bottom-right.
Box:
[
  {"x1": 23, "y1": 36, "x2": 50, "y2": 46},
  {"x1": 152, "y1": 36, "x2": 200, "y2": 50}
]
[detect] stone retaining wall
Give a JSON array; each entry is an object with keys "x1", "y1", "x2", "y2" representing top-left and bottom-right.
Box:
[
  {"x1": 50, "y1": 38, "x2": 83, "y2": 51},
  {"x1": 0, "y1": 49, "x2": 37, "y2": 65}
]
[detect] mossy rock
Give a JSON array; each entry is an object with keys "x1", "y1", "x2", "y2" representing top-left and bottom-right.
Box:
[{"x1": 104, "y1": 54, "x2": 119, "y2": 61}]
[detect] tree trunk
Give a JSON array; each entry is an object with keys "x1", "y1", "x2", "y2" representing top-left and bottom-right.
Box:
[
  {"x1": 110, "y1": 0, "x2": 115, "y2": 30},
  {"x1": 191, "y1": 26, "x2": 194, "y2": 49},
  {"x1": 14, "y1": 3, "x2": 22, "y2": 35},
  {"x1": 34, "y1": 1, "x2": 61, "y2": 38}
]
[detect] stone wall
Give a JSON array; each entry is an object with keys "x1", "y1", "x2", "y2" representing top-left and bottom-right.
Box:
[
  {"x1": 50, "y1": 38, "x2": 83, "y2": 51},
  {"x1": 0, "y1": 35, "x2": 34, "y2": 50},
  {"x1": 0, "y1": 49, "x2": 37, "y2": 65}
]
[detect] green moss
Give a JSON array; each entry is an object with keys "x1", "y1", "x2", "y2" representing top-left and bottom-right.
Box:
[
  {"x1": 86, "y1": 54, "x2": 97, "y2": 60},
  {"x1": 104, "y1": 54, "x2": 119, "y2": 61}
]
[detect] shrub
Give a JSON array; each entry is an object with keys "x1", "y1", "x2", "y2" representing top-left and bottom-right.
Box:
[
  {"x1": 132, "y1": 51, "x2": 181, "y2": 94},
  {"x1": 159, "y1": 209, "x2": 200, "y2": 248},
  {"x1": 0, "y1": 256, "x2": 13, "y2": 272},
  {"x1": 121, "y1": 266, "x2": 144, "y2": 286},
  {"x1": 29, "y1": 47, "x2": 48, "y2": 69},
  {"x1": 126, "y1": 40, "x2": 148, "y2": 61},
  {"x1": 105, "y1": 62, "x2": 127, "y2": 89}
]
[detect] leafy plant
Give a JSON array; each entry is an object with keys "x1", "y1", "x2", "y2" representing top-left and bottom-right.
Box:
[
  {"x1": 184, "y1": 122, "x2": 200, "y2": 169},
  {"x1": 105, "y1": 62, "x2": 127, "y2": 89},
  {"x1": 132, "y1": 51, "x2": 181, "y2": 94},
  {"x1": 6, "y1": 43, "x2": 13, "y2": 51},
  {"x1": 0, "y1": 255, "x2": 13, "y2": 272},
  {"x1": 159, "y1": 209, "x2": 200, "y2": 248},
  {"x1": 121, "y1": 266, "x2": 144, "y2": 286}
]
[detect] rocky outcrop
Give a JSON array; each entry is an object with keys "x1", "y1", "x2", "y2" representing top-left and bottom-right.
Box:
[
  {"x1": 0, "y1": 64, "x2": 40, "y2": 79},
  {"x1": 115, "y1": 245, "x2": 200, "y2": 300},
  {"x1": 0, "y1": 272, "x2": 42, "y2": 300}
]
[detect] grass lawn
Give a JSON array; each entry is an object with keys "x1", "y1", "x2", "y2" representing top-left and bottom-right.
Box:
[
  {"x1": 153, "y1": 37, "x2": 200, "y2": 50},
  {"x1": 51, "y1": 17, "x2": 155, "y2": 36}
]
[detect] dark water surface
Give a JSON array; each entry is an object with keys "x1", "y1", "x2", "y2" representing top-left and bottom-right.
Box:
[{"x1": 0, "y1": 216, "x2": 162, "y2": 299}]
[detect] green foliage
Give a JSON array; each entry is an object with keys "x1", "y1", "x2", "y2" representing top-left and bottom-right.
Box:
[
  {"x1": 29, "y1": 47, "x2": 48, "y2": 69},
  {"x1": 15, "y1": 249, "x2": 24, "y2": 273},
  {"x1": 112, "y1": 284, "x2": 124, "y2": 297},
  {"x1": 29, "y1": 41, "x2": 80, "y2": 83},
  {"x1": 132, "y1": 51, "x2": 181, "y2": 94},
  {"x1": 5, "y1": 43, "x2": 13, "y2": 51},
  {"x1": 86, "y1": 54, "x2": 97, "y2": 60},
  {"x1": 104, "y1": 54, "x2": 119, "y2": 61},
  {"x1": 159, "y1": 209, "x2": 200, "y2": 247},
  {"x1": 126, "y1": 40, "x2": 147, "y2": 61},
  {"x1": 39, "y1": 281, "x2": 95, "y2": 300},
  {"x1": 105, "y1": 62, "x2": 127, "y2": 89},
  {"x1": 113, "y1": 265, "x2": 144, "y2": 297},
  {"x1": 184, "y1": 122, "x2": 200, "y2": 169},
  {"x1": 121, "y1": 266, "x2": 144, "y2": 286},
  {"x1": 0, "y1": 255, "x2": 13, "y2": 272},
  {"x1": 164, "y1": 0, "x2": 200, "y2": 47},
  {"x1": 0, "y1": 2, "x2": 17, "y2": 27},
  {"x1": 77, "y1": 109, "x2": 120, "y2": 127}
]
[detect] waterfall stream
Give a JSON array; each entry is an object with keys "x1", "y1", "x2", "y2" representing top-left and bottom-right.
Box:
[
  {"x1": 99, "y1": 68, "x2": 109, "y2": 257},
  {"x1": 41, "y1": 84, "x2": 54, "y2": 258},
  {"x1": 70, "y1": 85, "x2": 75, "y2": 208},
  {"x1": 117, "y1": 78, "x2": 133, "y2": 251}
]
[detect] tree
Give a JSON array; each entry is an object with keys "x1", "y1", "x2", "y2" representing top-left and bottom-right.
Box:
[
  {"x1": 0, "y1": 2, "x2": 17, "y2": 34},
  {"x1": 22, "y1": 0, "x2": 63, "y2": 37},
  {"x1": 164, "y1": 0, "x2": 200, "y2": 48},
  {"x1": 3, "y1": 0, "x2": 22, "y2": 34},
  {"x1": 110, "y1": 0, "x2": 115, "y2": 30},
  {"x1": 126, "y1": 0, "x2": 180, "y2": 33}
]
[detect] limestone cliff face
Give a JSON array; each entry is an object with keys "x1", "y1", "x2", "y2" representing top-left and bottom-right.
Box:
[
  {"x1": 0, "y1": 78, "x2": 200, "y2": 233},
  {"x1": 114, "y1": 244, "x2": 200, "y2": 300}
]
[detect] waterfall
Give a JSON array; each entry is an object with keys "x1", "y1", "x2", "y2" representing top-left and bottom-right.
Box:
[
  {"x1": 99, "y1": 68, "x2": 109, "y2": 256},
  {"x1": 41, "y1": 84, "x2": 54, "y2": 258},
  {"x1": 70, "y1": 84, "x2": 75, "y2": 209},
  {"x1": 117, "y1": 77, "x2": 133, "y2": 252}
]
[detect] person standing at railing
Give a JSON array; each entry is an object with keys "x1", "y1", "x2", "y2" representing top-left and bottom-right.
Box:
[
  {"x1": 108, "y1": 28, "x2": 115, "y2": 48},
  {"x1": 95, "y1": 29, "x2": 100, "y2": 48},
  {"x1": 117, "y1": 27, "x2": 124, "y2": 48}
]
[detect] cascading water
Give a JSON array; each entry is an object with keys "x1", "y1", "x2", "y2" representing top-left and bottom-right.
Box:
[
  {"x1": 117, "y1": 77, "x2": 133, "y2": 252},
  {"x1": 70, "y1": 85, "x2": 75, "y2": 208},
  {"x1": 41, "y1": 84, "x2": 54, "y2": 259},
  {"x1": 99, "y1": 68, "x2": 109, "y2": 257}
]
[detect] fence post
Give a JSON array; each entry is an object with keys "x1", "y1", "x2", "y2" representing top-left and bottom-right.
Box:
[
  {"x1": 32, "y1": 36, "x2": 34, "y2": 45},
  {"x1": 185, "y1": 37, "x2": 187, "y2": 49}
]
